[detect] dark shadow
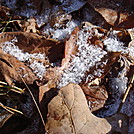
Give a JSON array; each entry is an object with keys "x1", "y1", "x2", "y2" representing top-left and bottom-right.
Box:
[
  {"x1": 0, "y1": 114, "x2": 31, "y2": 134},
  {"x1": 39, "y1": 87, "x2": 59, "y2": 122},
  {"x1": 72, "y1": 3, "x2": 112, "y2": 30},
  {"x1": 114, "y1": 11, "x2": 121, "y2": 26}
]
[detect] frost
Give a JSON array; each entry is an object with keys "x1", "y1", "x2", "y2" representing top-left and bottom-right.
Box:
[
  {"x1": 42, "y1": 20, "x2": 78, "y2": 40},
  {"x1": 52, "y1": 21, "x2": 78, "y2": 40},
  {"x1": 35, "y1": 9, "x2": 51, "y2": 27},
  {"x1": 4, "y1": 0, "x2": 17, "y2": 10},
  {"x1": 19, "y1": 8, "x2": 37, "y2": 18},
  {"x1": 58, "y1": 26, "x2": 107, "y2": 88},
  {"x1": 103, "y1": 37, "x2": 126, "y2": 52},
  {"x1": 104, "y1": 34, "x2": 134, "y2": 59},
  {"x1": 128, "y1": 42, "x2": 134, "y2": 58},
  {"x1": 1, "y1": 37, "x2": 46, "y2": 79},
  {"x1": 110, "y1": 77, "x2": 128, "y2": 95}
]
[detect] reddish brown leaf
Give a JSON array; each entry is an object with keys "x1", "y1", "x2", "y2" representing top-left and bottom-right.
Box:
[
  {"x1": 61, "y1": 27, "x2": 79, "y2": 68},
  {"x1": 0, "y1": 51, "x2": 37, "y2": 85},
  {"x1": 81, "y1": 84, "x2": 108, "y2": 112},
  {"x1": 0, "y1": 32, "x2": 64, "y2": 63}
]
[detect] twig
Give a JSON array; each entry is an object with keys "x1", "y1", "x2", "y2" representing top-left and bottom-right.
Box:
[
  {"x1": 117, "y1": 74, "x2": 134, "y2": 113},
  {"x1": 2, "y1": 16, "x2": 12, "y2": 32},
  {"x1": 0, "y1": 102, "x2": 23, "y2": 114},
  {"x1": 1, "y1": 58, "x2": 46, "y2": 127},
  {"x1": 19, "y1": 76, "x2": 46, "y2": 127}
]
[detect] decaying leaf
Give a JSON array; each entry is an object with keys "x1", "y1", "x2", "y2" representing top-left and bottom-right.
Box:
[
  {"x1": 0, "y1": 51, "x2": 37, "y2": 85},
  {"x1": 0, "y1": 6, "x2": 10, "y2": 18},
  {"x1": 45, "y1": 83, "x2": 111, "y2": 134},
  {"x1": 0, "y1": 32, "x2": 64, "y2": 63},
  {"x1": 61, "y1": 27, "x2": 79, "y2": 69},
  {"x1": 0, "y1": 0, "x2": 134, "y2": 133},
  {"x1": 0, "y1": 110, "x2": 13, "y2": 128},
  {"x1": 84, "y1": 52, "x2": 121, "y2": 83},
  {"x1": 88, "y1": 0, "x2": 133, "y2": 27},
  {"x1": 81, "y1": 84, "x2": 108, "y2": 112}
]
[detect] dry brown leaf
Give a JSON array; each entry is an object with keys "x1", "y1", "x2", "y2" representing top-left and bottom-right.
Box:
[
  {"x1": 0, "y1": 6, "x2": 10, "y2": 18},
  {"x1": 72, "y1": 3, "x2": 111, "y2": 29},
  {"x1": 94, "y1": 8, "x2": 129, "y2": 26},
  {"x1": 16, "y1": 18, "x2": 37, "y2": 33},
  {"x1": 25, "y1": 17, "x2": 37, "y2": 33},
  {"x1": 0, "y1": 51, "x2": 37, "y2": 85},
  {"x1": 116, "y1": 14, "x2": 134, "y2": 29},
  {"x1": 0, "y1": 110, "x2": 13, "y2": 128},
  {"x1": 61, "y1": 27, "x2": 79, "y2": 68},
  {"x1": 0, "y1": 32, "x2": 64, "y2": 63},
  {"x1": 84, "y1": 52, "x2": 121, "y2": 83},
  {"x1": 88, "y1": 0, "x2": 133, "y2": 27},
  {"x1": 81, "y1": 84, "x2": 108, "y2": 112},
  {"x1": 45, "y1": 83, "x2": 111, "y2": 134}
]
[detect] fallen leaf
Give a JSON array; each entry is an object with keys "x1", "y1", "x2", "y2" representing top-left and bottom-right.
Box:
[
  {"x1": 84, "y1": 52, "x2": 121, "y2": 83},
  {"x1": 45, "y1": 83, "x2": 111, "y2": 134},
  {"x1": 0, "y1": 51, "x2": 37, "y2": 85},
  {"x1": 0, "y1": 110, "x2": 13, "y2": 128},
  {"x1": 88, "y1": 0, "x2": 133, "y2": 27},
  {"x1": 72, "y1": 3, "x2": 111, "y2": 29},
  {"x1": 61, "y1": 27, "x2": 79, "y2": 69},
  {"x1": 26, "y1": 17, "x2": 37, "y2": 33},
  {"x1": 81, "y1": 84, "x2": 108, "y2": 112},
  {"x1": 116, "y1": 14, "x2": 134, "y2": 29},
  {"x1": 0, "y1": 32, "x2": 64, "y2": 63},
  {"x1": 0, "y1": 6, "x2": 10, "y2": 18}
]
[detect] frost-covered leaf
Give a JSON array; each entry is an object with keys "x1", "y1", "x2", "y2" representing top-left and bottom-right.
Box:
[
  {"x1": 84, "y1": 52, "x2": 121, "y2": 83},
  {"x1": 58, "y1": 25, "x2": 120, "y2": 88},
  {"x1": 46, "y1": 83, "x2": 111, "y2": 134},
  {"x1": 0, "y1": 51, "x2": 37, "y2": 84},
  {"x1": 61, "y1": 27, "x2": 79, "y2": 69},
  {"x1": 0, "y1": 32, "x2": 64, "y2": 79}
]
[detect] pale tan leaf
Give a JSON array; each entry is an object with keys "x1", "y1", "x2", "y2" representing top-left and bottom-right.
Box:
[{"x1": 46, "y1": 83, "x2": 111, "y2": 134}]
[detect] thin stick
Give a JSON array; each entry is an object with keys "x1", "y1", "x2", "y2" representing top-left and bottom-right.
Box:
[
  {"x1": 117, "y1": 74, "x2": 134, "y2": 113},
  {"x1": 7, "y1": 62, "x2": 46, "y2": 127},
  {"x1": 20, "y1": 77, "x2": 46, "y2": 127}
]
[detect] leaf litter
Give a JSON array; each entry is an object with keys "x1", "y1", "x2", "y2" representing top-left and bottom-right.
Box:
[{"x1": 0, "y1": 0, "x2": 134, "y2": 134}]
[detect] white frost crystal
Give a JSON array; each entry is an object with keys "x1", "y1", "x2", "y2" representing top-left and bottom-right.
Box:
[
  {"x1": 58, "y1": 26, "x2": 107, "y2": 88},
  {"x1": 1, "y1": 37, "x2": 46, "y2": 79},
  {"x1": 103, "y1": 37, "x2": 125, "y2": 52}
]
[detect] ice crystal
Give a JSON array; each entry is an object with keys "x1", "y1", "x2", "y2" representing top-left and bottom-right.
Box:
[
  {"x1": 42, "y1": 20, "x2": 78, "y2": 40},
  {"x1": 103, "y1": 37, "x2": 125, "y2": 52},
  {"x1": 1, "y1": 37, "x2": 46, "y2": 79},
  {"x1": 4, "y1": 0, "x2": 17, "y2": 10},
  {"x1": 110, "y1": 77, "x2": 128, "y2": 95},
  {"x1": 53, "y1": 21, "x2": 78, "y2": 40},
  {"x1": 58, "y1": 26, "x2": 107, "y2": 88},
  {"x1": 128, "y1": 42, "x2": 134, "y2": 58}
]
